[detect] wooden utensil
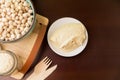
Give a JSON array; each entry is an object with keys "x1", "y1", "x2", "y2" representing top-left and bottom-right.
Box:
[
  {"x1": 26, "y1": 57, "x2": 52, "y2": 80},
  {"x1": 39, "y1": 65, "x2": 57, "y2": 80}
]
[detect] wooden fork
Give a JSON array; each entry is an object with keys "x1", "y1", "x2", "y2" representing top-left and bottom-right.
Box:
[{"x1": 26, "y1": 57, "x2": 52, "y2": 80}]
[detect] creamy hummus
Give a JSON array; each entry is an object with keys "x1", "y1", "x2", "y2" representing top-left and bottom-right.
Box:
[{"x1": 50, "y1": 23, "x2": 86, "y2": 52}]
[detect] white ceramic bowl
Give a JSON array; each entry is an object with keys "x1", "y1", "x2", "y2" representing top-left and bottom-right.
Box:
[{"x1": 47, "y1": 17, "x2": 88, "y2": 57}]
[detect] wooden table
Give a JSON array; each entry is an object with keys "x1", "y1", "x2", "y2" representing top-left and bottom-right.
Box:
[{"x1": 1, "y1": 0, "x2": 120, "y2": 80}]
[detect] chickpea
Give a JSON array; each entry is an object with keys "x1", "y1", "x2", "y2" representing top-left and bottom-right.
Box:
[
  {"x1": 0, "y1": 22, "x2": 4, "y2": 27},
  {"x1": 24, "y1": 26, "x2": 30, "y2": 32},
  {"x1": 17, "y1": 6, "x2": 21, "y2": 10},
  {"x1": 19, "y1": 10, "x2": 23, "y2": 14},
  {"x1": 16, "y1": 33, "x2": 21, "y2": 39},
  {"x1": 27, "y1": 13, "x2": 31, "y2": 17},
  {"x1": 21, "y1": 24, "x2": 25, "y2": 28},
  {"x1": 16, "y1": 21, "x2": 21, "y2": 25},
  {"x1": 1, "y1": 4, "x2": 5, "y2": 8},
  {"x1": 6, "y1": 33, "x2": 10, "y2": 38},
  {"x1": 5, "y1": 38, "x2": 9, "y2": 41},
  {"x1": 23, "y1": 13, "x2": 28, "y2": 18},
  {"x1": 17, "y1": 25, "x2": 21, "y2": 29},
  {"x1": 19, "y1": 16, "x2": 23, "y2": 20},
  {"x1": 1, "y1": 12, "x2": 5, "y2": 17},
  {"x1": 21, "y1": 31, "x2": 26, "y2": 35},
  {"x1": 19, "y1": 26, "x2": 24, "y2": 31},
  {"x1": 6, "y1": 7, "x2": 10, "y2": 12},
  {"x1": 6, "y1": 15, "x2": 10, "y2": 20},
  {"x1": 25, "y1": 23, "x2": 29, "y2": 27},
  {"x1": 11, "y1": 14, "x2": 15, "y2": 18},
  {"x1": 2, "y1": 18, "x2": 7, "y2": 22},
  {"x1": 8, "y1": 38, "x2": 13, "y2": 41},
  {"x1": 2, "y1": 9, "x2": 6, "y2": 13},
  {"x1": 0, "y1": 36, "x2": 5, "y2": 40},
  {"x1": 28, "y1": 9, "x2": 33, "y2": 14},
  {"x1": 9, "y1": 21, "x2": 13, "y2": 25},
  {"x1": 21, "y1": 19, "x2": 26, "y2": 24},
  {"x1": 2, "y1": 30, "x2": 7, "y2": 36},
  {"x1": 9, "y1": 25, "x2": 14, "y2": 29},
  {"x1": 18, "y1": 2, "x2": 22, "y2": 7},
  {"x1": 23, "y1": 1, "x2": 28, "y2": 7},
  {"x1": 15, "y1": 8, "x2": 19, "y2": 12},
  {"x1": 7, "y1": 12, "x2": 11, "y2": 15},
  {"x1": 11, "y1": 34, "x2": 16, "y2": 39},
  {"x1": 5, "y1": 2, "x2": 11, "y2": 8},
  {"x1": 3, "y1": 26, "x2": 7, "y2": 30},
  {"x1": 10, "y1": 4, "x2": 14, "y2": 9},
  {"x1": 15, "y1": 29, "x2": 20, "y2": 34},
  {"x1": 27, "y1": 20, "x2": 32, "y2": 25},
  {"x1": 10, "y1": 31, "x2": 14, "y2": 35},
  {"x1": 14, "y1": 1, "x2": 18, "y2": 6},
  {"x1": 15, "y1": 16, "x2": 19, "y2": 20},
  {"x1": 11, "y1": 9, "x2": 15, "y2": 13},
  {"x1": 13, "y1": 22, "x2": 17, "y2": 27},
  {"x1": 4, "y1": 22, "x2": 9, "y2": 26},
  {"x1": 25, "y1": 6, "x2": 29, "y2": 11},
  {"x1": 6, "y1": 28, "x2": 11, "y2": 32}
]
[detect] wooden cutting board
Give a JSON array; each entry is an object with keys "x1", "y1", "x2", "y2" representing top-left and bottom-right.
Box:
[{"x1": 1, "y1": 14, "x2": 49, "y2": 79}]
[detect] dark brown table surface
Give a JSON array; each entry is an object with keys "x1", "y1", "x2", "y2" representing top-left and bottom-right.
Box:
[{"x1": 1, "y1": 0, "x2": 120, "y2": 80}]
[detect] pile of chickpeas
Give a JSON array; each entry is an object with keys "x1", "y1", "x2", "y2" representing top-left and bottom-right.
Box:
[{"x1": 0, "y1": 0, "x2": 34, "y2": 41}]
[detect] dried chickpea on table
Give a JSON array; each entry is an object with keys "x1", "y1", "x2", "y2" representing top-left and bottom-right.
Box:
[{"x1": 0, "y1": 0, "x2": 34, "y2": 41}]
